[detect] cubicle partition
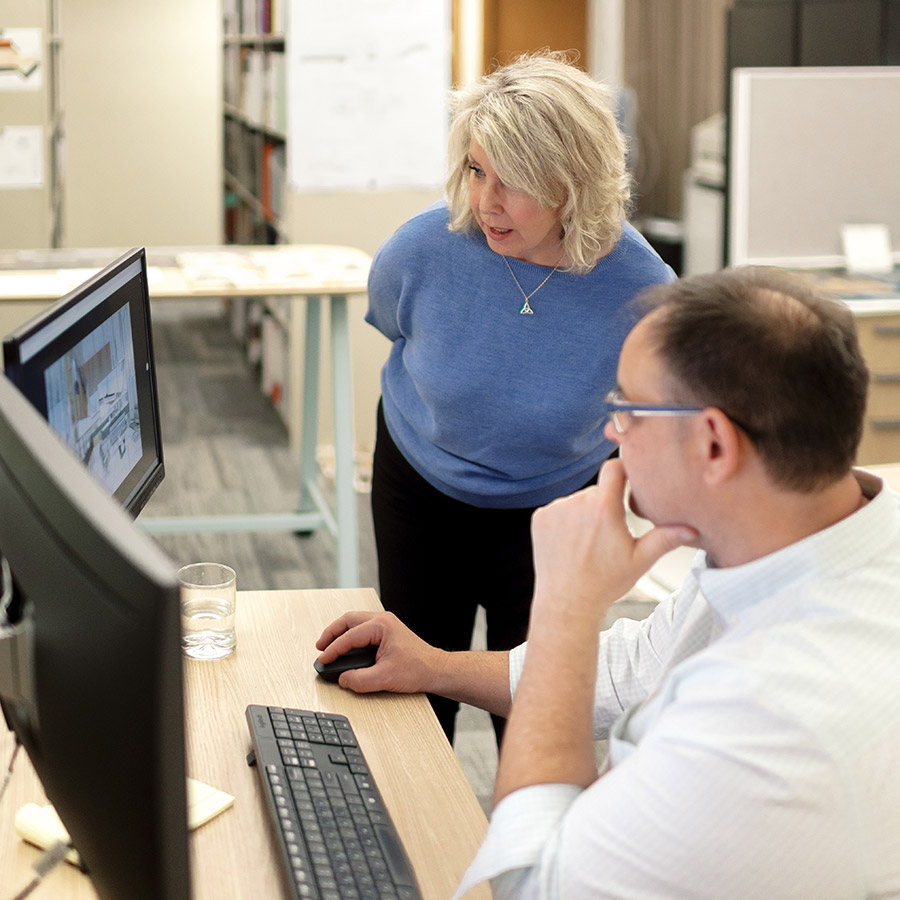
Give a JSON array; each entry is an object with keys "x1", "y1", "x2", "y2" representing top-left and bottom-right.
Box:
[{"x1": 728, "y1": 66, "x2": 900, "y2": 269}]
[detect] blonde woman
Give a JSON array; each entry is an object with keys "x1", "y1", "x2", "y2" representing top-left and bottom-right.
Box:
[{"x1": 368, "y1": 52, "x2": 673, "y2": 743}]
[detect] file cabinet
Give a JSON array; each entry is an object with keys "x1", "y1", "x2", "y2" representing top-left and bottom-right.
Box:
[{"x1": 855, "y1": 312, "x2": 900, "y2": 465}]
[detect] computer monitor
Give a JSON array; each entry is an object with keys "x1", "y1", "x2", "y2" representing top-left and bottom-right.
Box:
[
  {"x1": 0, "y1": 371, "x2": 190, "y2": 900},
  {"x1": 2, "y1": 248, "x2": 164, "y2": 516}
]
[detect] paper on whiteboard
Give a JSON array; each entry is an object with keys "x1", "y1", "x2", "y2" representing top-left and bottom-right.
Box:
[
  {"x1": 288, "y1": 0, "x2": 450, "y2": 192},
  {"x1": 0, "y1": 126, "x2": 44, "y2": 188}
]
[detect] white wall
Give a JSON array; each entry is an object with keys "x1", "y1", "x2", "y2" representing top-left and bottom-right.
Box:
[{"x1": 62, "y1": 0, "x2": 221, "y2": 247}]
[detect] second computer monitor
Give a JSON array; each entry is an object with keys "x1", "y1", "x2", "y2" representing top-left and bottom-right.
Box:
[{"x1": 2, "y1": 248, "x2": 164, "y2": 516}]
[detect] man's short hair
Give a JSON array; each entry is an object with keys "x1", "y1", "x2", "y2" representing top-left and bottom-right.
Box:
[{"x1": 640, "y1": 267, "x2": 869, "y2": 492}]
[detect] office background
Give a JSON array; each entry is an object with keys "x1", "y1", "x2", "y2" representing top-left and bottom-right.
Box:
[
  {"x1": 2, "y1": 2, "x2": 898, "y2": 570},
  {"x1": 2, "y1": 0, "x2": 899, "y2": 803},
  {"x1": 4, "y1": 0, "x2": 897, "y2": 460},
  {"x1": 0, "y1": 0, "x2": 741, "y2": 458}
]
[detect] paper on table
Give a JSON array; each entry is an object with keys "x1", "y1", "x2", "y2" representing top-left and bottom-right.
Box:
[
  {"x1": 15, "y1": 777, "x2": 234, "y2": 867},
  {"x1": 186, "y1": 776, "x2": 236, "y2": 828}
]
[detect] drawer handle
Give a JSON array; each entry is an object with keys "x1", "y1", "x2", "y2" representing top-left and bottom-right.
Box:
[
  {"x1": 874, "y1": 326, "x2": 900, "y2": 337},
  {"x1": 870, "y1": 420, "x2": 900, "y2": 431},
  {"x1": 873, "y1": 373, "x2": 900, "y2": 383}
]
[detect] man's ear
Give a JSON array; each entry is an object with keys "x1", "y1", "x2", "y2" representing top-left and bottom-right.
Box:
[{"x1": 697, "y1": 408, "x2": 744, "y2": 486}]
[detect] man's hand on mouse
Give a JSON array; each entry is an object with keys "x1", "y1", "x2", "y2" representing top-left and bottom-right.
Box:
[
  {"x1": 315, "y1": 462, "x2": 697, "y2": 701},
  {"x1": 315, "y1": 611, "x2": 446, "y2": 694}
]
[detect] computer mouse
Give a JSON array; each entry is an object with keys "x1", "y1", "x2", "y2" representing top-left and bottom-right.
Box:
[{"x1": 313, "y1": 645, "x2": 378, "y2": 683}]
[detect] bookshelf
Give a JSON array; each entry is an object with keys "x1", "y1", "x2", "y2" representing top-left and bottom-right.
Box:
[
  {"x1": 222, "y1": 0, "x2": 287, "y2": 245},
  {"x1": 221, "y1": 0, "x2": 290, "y2": 435},
  {"x1": 219, "y1": 0, "x2": 449, "y2": 464}
]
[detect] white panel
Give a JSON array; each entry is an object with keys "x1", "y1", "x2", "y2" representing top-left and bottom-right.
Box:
[
  {"x1": 729, "y1": 67, "x2": 900, "y2": 268},
  {"x1": 288, "y1": 0, "x2": 450, "y2": 192}
]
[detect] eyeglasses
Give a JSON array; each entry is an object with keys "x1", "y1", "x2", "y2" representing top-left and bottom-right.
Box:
[
  {"x1": 605, "y1": 389, "x2": 762, "y2": 440},
  {"x1": 605, "y1": 389, "x2": 705, "y2": 435}
]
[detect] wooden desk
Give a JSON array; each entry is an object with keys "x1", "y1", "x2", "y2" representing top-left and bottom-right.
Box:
[
  {"x1": 1, "y1": 588, "x2": 491, "y2": 899},
  {"x1": 0, "y1": 246, "x2": 372, "y2": 588}
]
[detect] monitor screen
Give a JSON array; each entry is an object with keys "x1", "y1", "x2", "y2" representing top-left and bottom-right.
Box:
[
  {"x1": 2, "y1": 248, "x2": 164, "y2": 516},
  {"x1": 0, "y1": 370, "x2": 190, "y2": 900}
]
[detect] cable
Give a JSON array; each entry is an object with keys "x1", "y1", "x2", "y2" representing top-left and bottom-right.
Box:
[
  {"x1": 9, "y1": 840, "x2": 70, "y2": 900},
  {"x1": 0, "y1": 740, "x2": 20, "y2": 807},
  {"x1": 2, "y1": 739, "x2": 71, "y2": 900}
]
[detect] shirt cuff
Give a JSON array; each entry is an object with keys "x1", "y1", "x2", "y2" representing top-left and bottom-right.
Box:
[
  {"x1": 453, "y1": 783, "x2": 582, "y2": 899},
  {"x1": 508, "y1": 642, "x2": 528, "y2": 699}
]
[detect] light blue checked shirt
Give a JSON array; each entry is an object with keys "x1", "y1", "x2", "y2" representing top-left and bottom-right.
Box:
[{"x1": 457, "y1": 471, "x2": 900, "y2": 899}]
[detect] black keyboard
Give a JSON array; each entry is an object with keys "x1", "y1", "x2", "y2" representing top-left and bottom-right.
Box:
[{"x1": 246, "y1": 705, "x2": 423, "y2": 900}]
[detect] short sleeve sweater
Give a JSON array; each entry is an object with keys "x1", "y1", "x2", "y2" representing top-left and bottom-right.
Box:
[{"x1": 366, "y1": 201, "x2": 674, "y2": 508}]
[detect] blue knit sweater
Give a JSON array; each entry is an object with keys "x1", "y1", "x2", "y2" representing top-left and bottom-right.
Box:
[{"x1": 367, "y1": 201, "x2": 674, "y2": 508}]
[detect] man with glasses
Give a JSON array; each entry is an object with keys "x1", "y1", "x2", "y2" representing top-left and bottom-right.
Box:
[{"x1": 317, "y1": 267, "x2": 900, "y2": 899}]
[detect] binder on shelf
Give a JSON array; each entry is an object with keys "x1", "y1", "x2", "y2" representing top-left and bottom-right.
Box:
[
  {"x1": 223, "y1": 0, "x2": 240, "y2": 34},
  {"x1": 261, "y1": 142, "x2": 286, "y2": 224},
  {"x1": 261, "y1": 143, "x2": 273, "y2": 221},
  {"x1": 240, "y1": 49, "x2": 265, "y2": 125},
  {"x1": 269, "y1": 144, "x2": 286, "y2": 222},
  {"x1": 223, "y1": 44, "x2": 241, "y2": 107},
  {"x1": 265, "y1": 52, "x2": 287, "y2": 134},
  {"x1": 241, "y1": 0, "x2": 257, "y2": 35}
]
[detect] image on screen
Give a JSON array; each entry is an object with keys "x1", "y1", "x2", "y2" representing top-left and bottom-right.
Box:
[{"x1": 44, "y1": 305, "x2": 143, "y2": 495}]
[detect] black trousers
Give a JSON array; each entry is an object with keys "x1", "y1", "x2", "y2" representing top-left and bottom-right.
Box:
[{"x1": 371, "y1": 400, "x2": 597, "y2": 744}]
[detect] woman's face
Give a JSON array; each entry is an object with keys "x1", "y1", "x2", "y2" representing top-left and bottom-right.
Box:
[{"x1": 467, "y1": 140, "x2": 564, "y2": 267}]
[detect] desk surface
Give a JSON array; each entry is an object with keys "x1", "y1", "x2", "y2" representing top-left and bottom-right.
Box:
[
  {"x1": 1, "y1": 588, "x2": 490, "y2": 900},
  {"x1": 0, "y1": 245, "x2": 372, "y2": 302}
]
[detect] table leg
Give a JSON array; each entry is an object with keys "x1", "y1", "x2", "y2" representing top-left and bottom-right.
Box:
[
  {"x1": 329, "y1": 295, "x2": 359, "y2": 588},
  {"x1": 298, "y1": 296, "x2": 321, "y2": 517}
]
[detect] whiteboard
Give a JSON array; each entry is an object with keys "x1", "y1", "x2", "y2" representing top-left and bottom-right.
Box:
[
  {"x1": 288, "y1": 0, "x2": 450, "y2": 192},
  {"x1": 729, "y1": 67, "x2": 900, "y2": 268}
]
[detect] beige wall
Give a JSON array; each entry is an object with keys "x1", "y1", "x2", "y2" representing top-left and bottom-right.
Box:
[
  {"x1": 285, "y1": 189, "x2": 443, "y2": 455},
  {"x1": 61, "y1": 0, "x2": 221, "y2": 246},
  {"x1": 0, "y1": 0, "x2": 53, "y2": 248}
]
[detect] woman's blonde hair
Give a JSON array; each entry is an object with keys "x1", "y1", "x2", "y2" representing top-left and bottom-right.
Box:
[{"x1": 445, "y1": 51, "x2": 631, "y2": 273}]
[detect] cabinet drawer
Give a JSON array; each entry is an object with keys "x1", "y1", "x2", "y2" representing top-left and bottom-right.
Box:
[
  {"x1": 867, "y1": 377, "x2": 900, "y2": 416},
  {"x1": 856, "y1": 316, "x2": 900, "y2": 372},
  {"x1": 857, "y1": 423, "x2": 900, "y2": 466}
]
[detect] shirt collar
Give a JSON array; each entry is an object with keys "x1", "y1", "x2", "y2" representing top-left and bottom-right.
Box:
[{"x1": 691, "y1": 471, "x2": 898, "y2": 628}]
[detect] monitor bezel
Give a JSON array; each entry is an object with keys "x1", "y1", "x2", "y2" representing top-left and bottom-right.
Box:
[
  {"x1": 2, "y1": 248, "x2": 165, "y2": 517},
  {"x1": 0, "y1": 369, "x2": 190, "y2": 900}
]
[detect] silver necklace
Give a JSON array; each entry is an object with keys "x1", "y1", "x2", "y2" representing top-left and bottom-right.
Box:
[{"x1": 503, "y1": 256, "x2": 561, "y2": 315}]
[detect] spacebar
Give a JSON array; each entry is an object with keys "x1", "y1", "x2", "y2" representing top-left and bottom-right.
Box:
[{"x1": 375, "y1": 823, "x2": 415, "y2": 886}]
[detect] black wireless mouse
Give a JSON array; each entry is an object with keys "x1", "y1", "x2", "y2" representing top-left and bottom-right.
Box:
[{"x1": 313, "y1": 645, "x2": 378, "y2": 682}]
